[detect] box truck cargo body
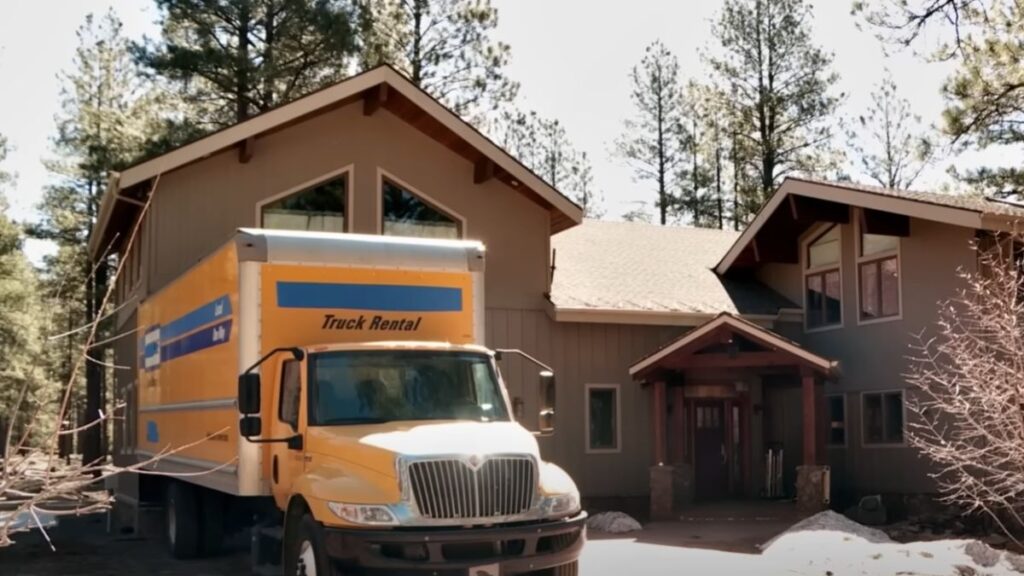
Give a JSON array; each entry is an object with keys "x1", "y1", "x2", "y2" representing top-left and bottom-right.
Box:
[{"x1": 131, "y1": 229, "x2": 584, "y2": 575}]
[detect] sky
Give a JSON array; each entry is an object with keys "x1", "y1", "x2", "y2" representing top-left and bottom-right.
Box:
[{"x1": 0, "y1": 0, "x2": 1012, "y2": 264}]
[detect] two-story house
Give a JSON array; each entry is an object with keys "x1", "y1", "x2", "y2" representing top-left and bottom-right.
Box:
[{"x1": 90, "y1": 65, "x2": 1024, "y2": 526}]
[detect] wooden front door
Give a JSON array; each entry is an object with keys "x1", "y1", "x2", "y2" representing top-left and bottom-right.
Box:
[{"x1": 694, "y1": 401, "x2": 728, "y2": 499}]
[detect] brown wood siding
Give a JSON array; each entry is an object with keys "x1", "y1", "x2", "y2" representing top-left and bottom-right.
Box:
[
  {"x1": 487, "y1": 309, "x2": 686, "y2": 497},
  {"x1": 144, "y1": 101, "x2": 550, "y2": 311},
  {"x1": 754, "y1": 215, "x2": 974, "y2": 495}
]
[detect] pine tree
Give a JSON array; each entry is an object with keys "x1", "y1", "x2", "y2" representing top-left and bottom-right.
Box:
[
  {"x1": 616, "y1": 40, "x2": 686, "y2": 226},
  {"x1": 707, "y1": 0, "x2": 843, "y2": 209},
  {"x1": 492, "y1": 107, "x2": 604, "y2": 217},
  {"x1": 136, "y1": 0, "x2": 357, "y2": 127},
  {"x1": 856, "y1": 0, "x2": 1024, "y2": 197},
  {"x1": 677, "y1": 82, "x2": 722, "y2": 227},
  {"x1": 847, "y1": 71, "x2": 935, "y2": 190},
  {"x1": 0, "y1": 136, "x2": 53, "y2": 450},
  {"x1": 356, "y1": 0, "x2": 518, "y2": 121},
  {"x1": 29, "y1": 11, "x2": 162, "y2": 463}
]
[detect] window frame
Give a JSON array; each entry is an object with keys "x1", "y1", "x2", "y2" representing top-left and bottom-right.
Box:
[
  {"x1": 826, "y1": 393, "x2": 847, "y2": 448},
  {"x1": 278, "y1": 359, "x2": 302, "y2": 432},
  {"x1": 855, "y1": 211, "x2": 903, "y2": 325},
  {"x1": 860, "y1": 389, "x2": 906, "y2": 448},
  {"x1": 376, "y1": 168, "x2": 467, "y2": 238},
  {"x1": 584, "y1": 383, "x2": 622, "y2": 454},
  {"x1": 802, "y1": 223, "x2": 844, "y2": 333},
  {"x1": 255, "y1": 164, "x2": 355, "y2": 233}
]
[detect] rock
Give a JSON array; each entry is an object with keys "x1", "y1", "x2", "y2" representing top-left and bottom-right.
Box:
[
  {"x1": 965, "y1": 540, "x2": 1000, "y2": 568},
  {"x1": 586, "y1": 511, "x2": 642, "y2": 533}
]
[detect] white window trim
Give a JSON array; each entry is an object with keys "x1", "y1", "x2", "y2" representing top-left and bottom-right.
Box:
[
  {"x1": 860, "y1": 389, "x2": 908, "y2": 448},
  {"x1": 584, "y1": 383, "x2": 621, "y2": 454},
  {"x1": 855, "y1": 209, "x2": 903, "y2": 326},
  {"x1": 826, "y1": 393, "x2": 847, "y2": 449},
  {"x1": 376, "y1": 167, "x2": 468, "y2": 238},
  {"x1": 254, "y1": 164, "x2": 355, "y2": 232},
  {"x1": 802, "y1": 222, "x2": 844, "y2": 333}
]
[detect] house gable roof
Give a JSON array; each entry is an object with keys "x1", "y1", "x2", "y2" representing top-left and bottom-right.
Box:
[
  {"x1": 716, "y1": 176, "x2": 1024, "y2": 275},
  {"x1": 88, "y1": 65, "x2": 583, "y2": 256},
  {"x1": 628, "y1": 312, "x2": 838, "y2": 379}
]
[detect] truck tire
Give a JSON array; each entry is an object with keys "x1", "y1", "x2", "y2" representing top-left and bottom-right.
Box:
[
  {"x1": 285, "y1": 515, "x2": 331, "y2": 576},
  {"x1": 199, "y1": 488, "x2": 225, "y2": 556},
  {"x1": 165, "y1": 481, "x2": 200, "y2": 559}
]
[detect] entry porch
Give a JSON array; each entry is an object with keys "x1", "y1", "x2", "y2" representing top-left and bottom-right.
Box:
[{"x1": 629, "y1": 313, "x2": 838, "y2": 519}]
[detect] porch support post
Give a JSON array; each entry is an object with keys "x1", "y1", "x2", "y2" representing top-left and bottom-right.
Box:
[
  {"x1": 801, "y1": 369, "x2": 817, "y2": 466},
  {"x1": 653, "y1": 380, "x2": 668, "y2": 465},
  {"x1": 670, "y1": 384, "x2": 685, "y2": 463},
  {"x1": 797, "y1": 366, "x2": 829, "y2": 516}
]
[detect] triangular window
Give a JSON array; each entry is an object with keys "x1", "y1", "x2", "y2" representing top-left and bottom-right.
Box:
[
  {"x1": 381, "y1": 178, "x2": 461, "y2": 239},
  {"x1": 262, "y1": 174, "x2": 348, "y2": 233}
]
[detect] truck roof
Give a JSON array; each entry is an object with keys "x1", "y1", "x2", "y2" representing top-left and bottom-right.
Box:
[{"x1": 304, "y1": 341, "x2": 493, "y2": 355}]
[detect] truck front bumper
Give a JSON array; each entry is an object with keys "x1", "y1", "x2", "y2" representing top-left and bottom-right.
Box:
[{"x1": 322, "y1": 511, "x2": 587, "y2": 575}]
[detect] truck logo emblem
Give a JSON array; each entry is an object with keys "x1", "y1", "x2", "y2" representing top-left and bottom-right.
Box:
[{"x1": 466, "y1": 455, "x2": 484, "y2": 470}]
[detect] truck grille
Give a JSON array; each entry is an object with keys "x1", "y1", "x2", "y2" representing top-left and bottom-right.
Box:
[{"x1": 406, "y1": 456, "x2": 536, "y2": 520}]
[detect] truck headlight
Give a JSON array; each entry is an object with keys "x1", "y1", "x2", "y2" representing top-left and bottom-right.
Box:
[
  {"x1": 540, "y1": 491, "x2": 581, "y2": 518},
  {"x1": 327, "y1": 502, "x2": 398, "y2": 526}
]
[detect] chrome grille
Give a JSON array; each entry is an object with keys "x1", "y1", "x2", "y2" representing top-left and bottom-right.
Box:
[{"x1": 406, "y1": 456, "x2": 536, "y2": 520}]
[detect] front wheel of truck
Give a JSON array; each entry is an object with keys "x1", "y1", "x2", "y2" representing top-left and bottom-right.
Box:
[{"x1": 285, "y1": 515, "x2": 331, "y2": 576}]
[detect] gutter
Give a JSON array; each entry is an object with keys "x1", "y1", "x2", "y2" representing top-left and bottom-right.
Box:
[{"x1": 546, "y1": 302, "x2": 803, "y2": 328}]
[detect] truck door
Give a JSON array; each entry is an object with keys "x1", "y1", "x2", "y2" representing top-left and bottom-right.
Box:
[{"x1": 270, "y1": 358, "x2": 305, "y2": 508}]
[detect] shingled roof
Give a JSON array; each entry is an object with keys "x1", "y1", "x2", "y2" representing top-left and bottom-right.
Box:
[{"x1": 549, "y1": 220, "x2": 797, "y2": 322}]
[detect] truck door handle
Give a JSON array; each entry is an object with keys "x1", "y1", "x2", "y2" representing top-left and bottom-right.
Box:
[{"x1": 272, "y1": 455, "x2": 279, "y2": 484}]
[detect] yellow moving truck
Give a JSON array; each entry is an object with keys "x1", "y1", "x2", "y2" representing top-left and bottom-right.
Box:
[{"x1": 134, "y1": 229, "x2": 585, "y2": 576}]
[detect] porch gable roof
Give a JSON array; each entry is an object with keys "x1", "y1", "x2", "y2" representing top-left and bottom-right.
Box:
[{"x1": 629, "y1": 312, "x2": 837, "y2": 380}]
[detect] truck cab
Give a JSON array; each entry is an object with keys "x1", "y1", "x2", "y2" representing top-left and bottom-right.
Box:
[{"x1": 241, "y1": 343, "x2": 584, "y2": 576}]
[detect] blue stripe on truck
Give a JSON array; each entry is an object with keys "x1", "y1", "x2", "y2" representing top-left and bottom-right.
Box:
[
  {"x1": 160, "y1": 319, "x2": 233, "y2": 363},
  {"x1": 160, "y1": 295, "x2": 233, "y2": 342},
  {"x1": 276, "y1": 282, "x2": 463, "y2": 312}
]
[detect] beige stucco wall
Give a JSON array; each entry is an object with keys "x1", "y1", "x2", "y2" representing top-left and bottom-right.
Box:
[
  {"x1": 754, "y1": 213, "x2": 977, "y2": 495},
  {"x1": 142, "y1": 101, "x2": 551, "y2": 311}
]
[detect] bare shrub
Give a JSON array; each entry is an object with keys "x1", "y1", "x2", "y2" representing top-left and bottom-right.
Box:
[{"x1": 907, "y1": 232, "x2": 1024, "y2": 543}]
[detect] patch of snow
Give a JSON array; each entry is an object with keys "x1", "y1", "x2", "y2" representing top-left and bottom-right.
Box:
[
  {"x1": 586, "y1": 511, "x2": 642, "y2": 533},
  {"x1": 762, "y1": 511, "x2": 1022, "y2": 575}
]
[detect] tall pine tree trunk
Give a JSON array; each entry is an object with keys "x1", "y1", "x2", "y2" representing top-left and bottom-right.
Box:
[{"x1": 82, "y1": 261, "x2": 108, "y2": 466}]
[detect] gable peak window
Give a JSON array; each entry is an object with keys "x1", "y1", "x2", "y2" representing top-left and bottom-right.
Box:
[
  {"x1": 804, "y1": 225, "x2": 842, "y2": 329},
  {"x1": 262, "y1": 173, "x2": 348, "y2": 233},
  {"x1": 858, "y1": 223, "x2": 901, "y2": 321},
  {"x1": 381, "y1": 177, "x2": 461, "y2": 239}
]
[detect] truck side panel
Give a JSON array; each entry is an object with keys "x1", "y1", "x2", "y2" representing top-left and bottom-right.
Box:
[
  {"x1": 259, "y1": 264, "x2": 477, "y2": 350},
  {"x1": 136, "y1": 241, "x2": 241, "y2": 492}
]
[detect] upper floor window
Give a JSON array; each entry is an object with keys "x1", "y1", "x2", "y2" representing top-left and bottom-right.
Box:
[
  {"x1": 381, "y1": 177, "x2": 462, "y2": 239},
  {"x1": 858, "y1": 226, "x2": 901, "y2": 322},
  {"x1": 261, "y1": 173, "x2": 348, "y2": 233},
  {"x1": 804, "y1": 224, "x2": 842, "y2": 330}
]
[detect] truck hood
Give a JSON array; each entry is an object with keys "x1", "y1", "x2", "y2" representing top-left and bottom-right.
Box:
[{"x1": 305, "y1": 421, "x2": 540, "y2": 477}]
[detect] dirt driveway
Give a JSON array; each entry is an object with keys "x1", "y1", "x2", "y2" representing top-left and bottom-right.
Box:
[{"x1": 0, "y1": 504, "x2": 795, "y2": 576}]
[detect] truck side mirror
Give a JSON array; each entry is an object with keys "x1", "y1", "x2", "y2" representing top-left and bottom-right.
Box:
[
  {"x1": 239, "y1": 415, "x2": 262, "y2": 437},
  {"x1": 238, "y1": 373, "x2": 261, "y2": 415},
  {"x1": 538, "y1": 371, "x2": 556, "y2": 435}
]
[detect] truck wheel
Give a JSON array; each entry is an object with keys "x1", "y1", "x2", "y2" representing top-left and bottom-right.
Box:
[
  {"x1": 285, "y1": 515, "x2": 330, "y2": 576},
  {"x1": 165, "y1": 481, "x2": 200, "y2": 559},
  {"x1": 199, "y1": 488, "x2": 225, "y2": 556}
]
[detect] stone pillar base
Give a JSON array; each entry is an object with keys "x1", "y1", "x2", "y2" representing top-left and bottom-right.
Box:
[
  {"x1": 650, "y1": 465, "x2": 675, "y2": 520},
  {"x1": 796, "y1": 465, "x2": 830, "y2": 516},
  {"x1": 650, "y1": 464, "x2": 695, "y2": 521}
]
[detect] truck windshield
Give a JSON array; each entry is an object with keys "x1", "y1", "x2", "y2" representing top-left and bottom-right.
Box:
[{"x1": 309, "y1": 351, "x2": 510, "y2": 425}]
